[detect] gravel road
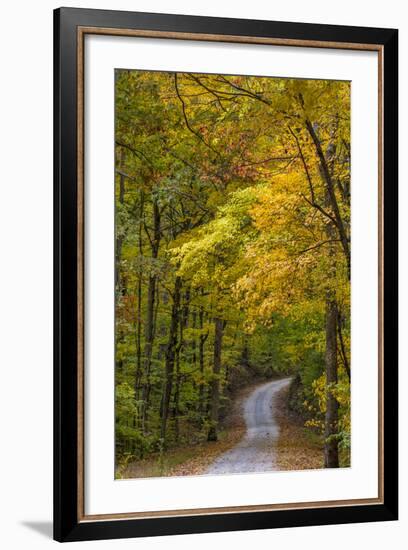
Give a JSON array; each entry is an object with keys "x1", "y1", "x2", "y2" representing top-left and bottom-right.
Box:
[{"x1": 205, "y1": 377, "x2": 292, "y2": 475}]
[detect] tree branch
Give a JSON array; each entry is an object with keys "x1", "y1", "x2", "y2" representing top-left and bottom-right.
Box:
[
  {"x1": 174, "y1": 74, "x2": 220, "y2": 156},
  {"x1": 304, "y1": 118, "x2": 351, "y2": 277},
  {"x1": 115, "y1": 140, "x2": 155, "y2": 170}
]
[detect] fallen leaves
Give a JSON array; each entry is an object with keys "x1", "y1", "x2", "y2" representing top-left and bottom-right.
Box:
[{"x1": 274, "y1": 385, "x2": 324, "y2": 471}]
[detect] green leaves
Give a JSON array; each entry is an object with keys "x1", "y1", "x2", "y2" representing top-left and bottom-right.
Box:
[{"x1": 114, "y1": 69, "x2": 350, "y2": 471}]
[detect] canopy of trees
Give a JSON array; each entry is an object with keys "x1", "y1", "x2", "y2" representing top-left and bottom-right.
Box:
[{"x1": 114, "y1": 69, "x2": 351, "y2": 473}]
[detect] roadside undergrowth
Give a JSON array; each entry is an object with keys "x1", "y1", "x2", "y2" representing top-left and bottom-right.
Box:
[
  {"x1": 117, "y1": 381, "x2": 262, "y2": 479},
  {"x1": 274, "y1": 384, "x2": 324, "y2": 471}
]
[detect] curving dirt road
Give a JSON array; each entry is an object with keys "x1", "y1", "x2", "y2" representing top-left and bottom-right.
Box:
[{"x1": 205, "y1": 377, "x2": 292, "y2": 475}]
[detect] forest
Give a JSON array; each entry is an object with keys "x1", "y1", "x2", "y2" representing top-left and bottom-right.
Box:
[{"x1": 114, "y1": 69, "x2": 351, "y2": 477}]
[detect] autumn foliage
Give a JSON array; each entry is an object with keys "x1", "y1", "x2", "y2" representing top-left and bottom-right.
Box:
[{"x1": 115, "y1": 70, "x2": 351, "y2": 474}]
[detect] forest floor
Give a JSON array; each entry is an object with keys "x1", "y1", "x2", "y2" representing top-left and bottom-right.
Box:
[
  {"x1": 273, "y1": 383, "x2": 324, "y2": 471},
  {"x1": 119, "y1": 382, "x2": 250, "y2": 479},
  {"x1": 119, "y1": 377, "x2": 323, "y2": 479}
]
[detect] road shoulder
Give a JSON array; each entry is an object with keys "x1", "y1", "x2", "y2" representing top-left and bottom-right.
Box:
[{"x1": 274, "y1": 383, "x2": 324, "y2": 471}]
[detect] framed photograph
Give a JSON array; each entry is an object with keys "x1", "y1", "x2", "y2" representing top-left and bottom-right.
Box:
[{"x1": 54, "y1": 7, "x2": 398, "y2": 542}]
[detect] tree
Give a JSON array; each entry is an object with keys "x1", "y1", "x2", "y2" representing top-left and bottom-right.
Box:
[{"x1": 114, "y1": 69, "x2": 351, "y2": 471}]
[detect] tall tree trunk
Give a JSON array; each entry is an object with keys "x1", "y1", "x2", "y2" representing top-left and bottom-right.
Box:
[
  {"x1": 191, "y1": 309, "x2": 197, "y2": 369},
  {"x1": 142, "y1": 285, "x2": 160, "y2": 430},
  {"x1": 337, "y1": 307, "x2": 350, "y2": 381},
  {"x1": 115, "y1": 151, "x2": 126, "y2": 375},
  {"x1": 182, "y1": 288, "x2": 190, "y2": 328},
  {"x1": 134, "y1": 190, "x2": 144, "y2": 403},
  {"x1": 173, "y1": 322, "x2": 184, "y2": 443},
  {"x1": 141, "y1": 198, "x2": 161, "y2": 431},
  {"x1": 198, "y1": 305, "x2": 208, "y2": 415},
  {"x1": 173, "y1": 349, "x2": 181, "y2": 442},
  {"x1": 160, "y1": 276, "x2": 182, "y2": 441},
  {"x1": 308, "y1": 124, "x2": 342, "y2": 469},
  {"x1": 305, "y1": 118, "x2": 350, "y2": 278},
  {"x1": 173, "y1": 289, "x2": 189, "y2": 441},
  {"x1": 207, "y1": 317, "x2": 225, "y2": 442},
  {"x1": 324, "y1": 297, "x2": 339, "y2": 468},
  {"x1": 115, "y1": 148, "x2": 126, "y2": 293},
  {"x1": 322, "y1": 237, "x2": 340, "y2": 468}
]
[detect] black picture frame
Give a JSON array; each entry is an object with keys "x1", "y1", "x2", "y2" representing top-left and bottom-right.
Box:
[{"x1": 54, "y1": 7, "x2": 398, "y2": 542}]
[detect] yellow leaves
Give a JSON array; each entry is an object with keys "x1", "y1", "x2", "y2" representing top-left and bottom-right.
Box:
[
  {"x1": 228, "y1": 155, "x2": 350, "y2": 324},
  {"x1": 304, "y1": 371, "x2": 350, "y2": 446},
  {"x1": 310, "y1": 374, "x2": 327, "y2": 414},
  {"x1": 161, "y1": 70, "x2": 350, "y2": 336},
  {"x1": 305, "y1": 418, "x2": 324, "y2": 431},
  {"x1": 205, "y1": 190, "x2": 224, "y2": 210},
  {"x1": 169, "y1": 188, "x2": 259, "y2": 307}
]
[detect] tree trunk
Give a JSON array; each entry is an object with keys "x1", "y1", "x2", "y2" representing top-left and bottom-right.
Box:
[
  {"x1": 173, "y1": 319, "x2": 184, "y2": 443},
  {"x1": 172, "y1": 289, "x2": 189, "y2": 441},
  {"x1": 337, "y1": 307, "x2": 350, "y2": 381},
  {"x1": 182, "y1": 288, "x2": 190, "y2": 328},
  {"x1": 198, "y1": 305, "x2": 208, "y2": 415},
  {"x1": 142, "y1": 285, "x2": 160, "y2": 430},
  {"x1": 207, "y1": 317, "x2": 225, "y2": 442},
  {"x1": 173, "y1": 347, "x2": 181, "y2": 442},
  {"x1": 141, "y1": 198, "x2": 161, "y2": 431},
  {"x1": 305, "y1": 118, "x2": 350, "y2": 278},
  {"x1": 191, "y1": 309, "x2": 197, "y2": 368},
  {"x1": 308, "y1": 126, "x2": 342, "y2": 469},
  {"x1": 160, "y1": 276, "x2": 182, "y2": 441},
  {"x1": 115, "y1": 148, "x2": 126, "y2": 293},
  {"x1": 134, "y1": 190, "x2": 144, "y2": 403},
  {"x1": 324, "y1": 297, "x2": 339, "y2": 468}
]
